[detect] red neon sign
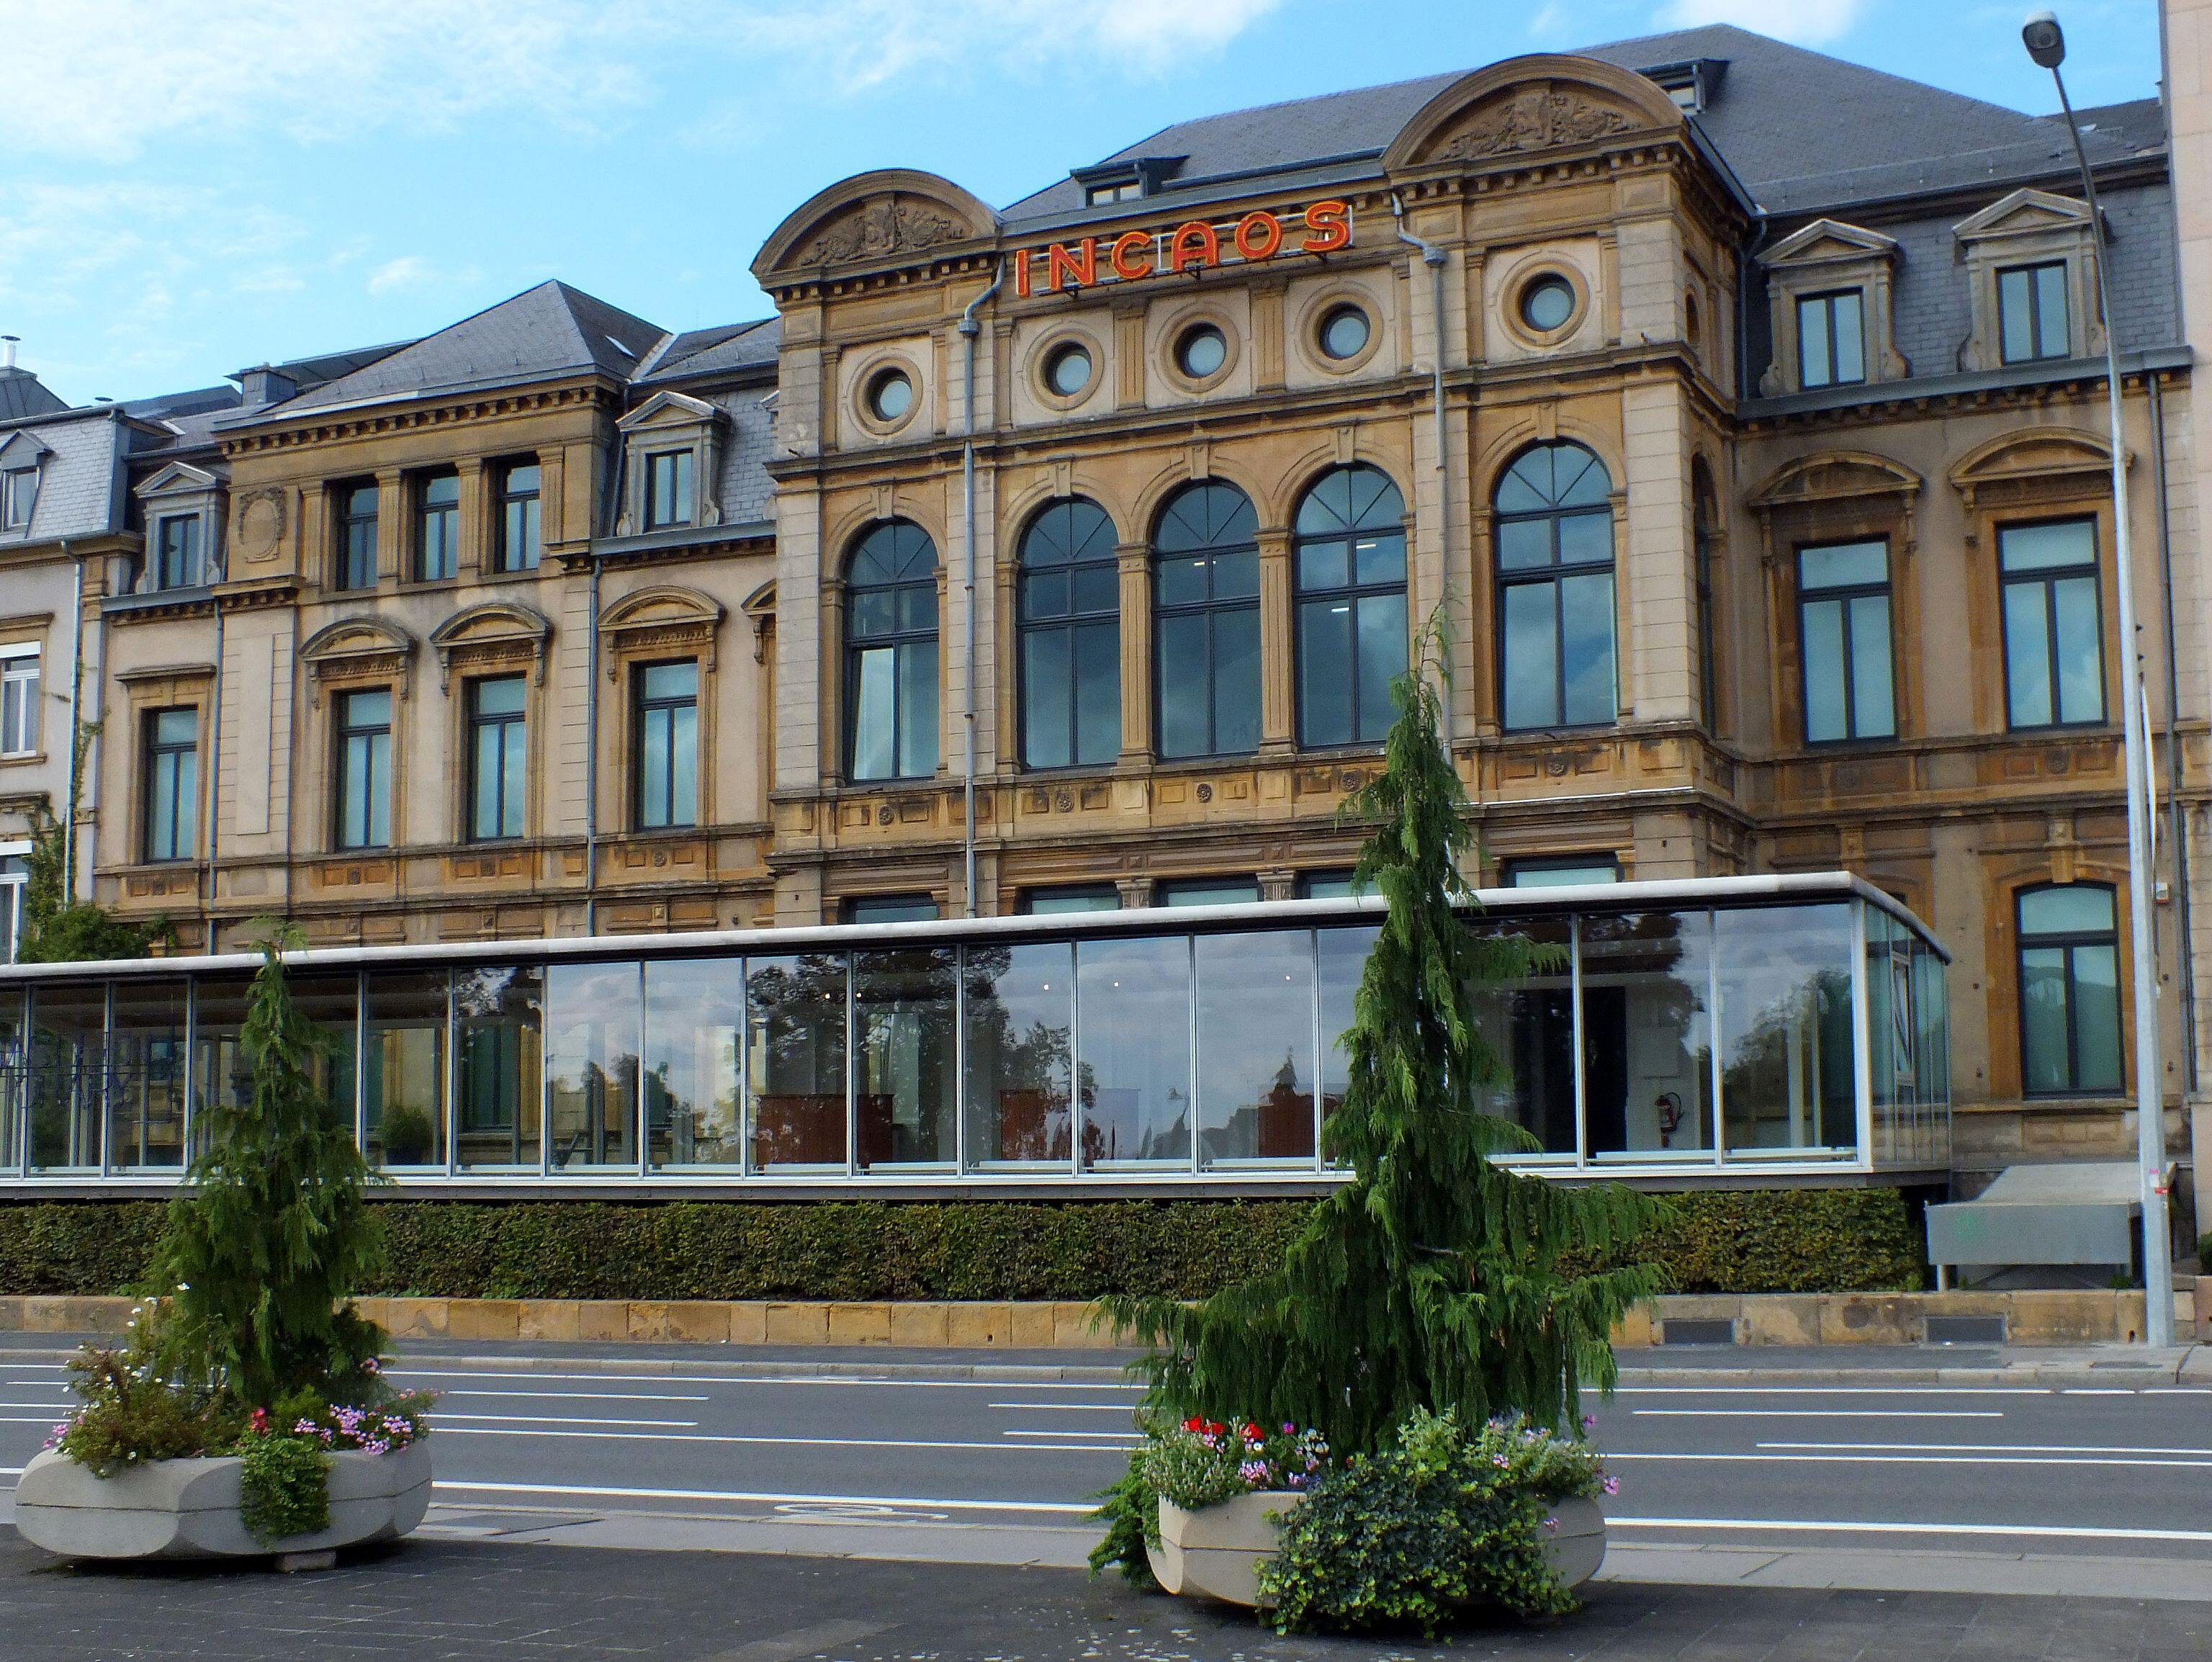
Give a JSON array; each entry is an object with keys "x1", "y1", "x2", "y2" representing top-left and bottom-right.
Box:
[{"x1": 1012, "y1": 200, "x2": 1352, "y2": 298}]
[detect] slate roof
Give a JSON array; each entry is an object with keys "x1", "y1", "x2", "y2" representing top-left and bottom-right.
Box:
[
  {"x1": 0, "y1": 367, "x2": 69, "y2": 423},
  {"x1": 645, "y1": 318, "x2": 781, "y2": 383},
  {"x1": 1002, "y1": 24, "x2": 2152, "y2": 223},
  {"x1": 251, "y1": 280, "x2": 663, "y2": 418}
]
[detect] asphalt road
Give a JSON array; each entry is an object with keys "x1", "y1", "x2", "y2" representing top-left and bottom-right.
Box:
[{"x1": 4, "y1": 1349, "x2": 2208, "y2": 1566}]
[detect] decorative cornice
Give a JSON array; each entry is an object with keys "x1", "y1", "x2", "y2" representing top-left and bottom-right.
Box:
[{"x1": 219, "y1": 382, "x2": 616, "y2": 458}]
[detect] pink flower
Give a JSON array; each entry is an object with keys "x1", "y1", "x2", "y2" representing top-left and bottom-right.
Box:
[
  {"x1": 1581, "y1": 1414, "x2": 1597, "y2": 1433},
  {"x1": 1492, "y1": 1453, "x2": 1509, "y2": 1468},
  {"x1": 1602, "y1": 1475, "x2": 1621, "y2": 1496},
  {"x1": 1544, "y1": 1517, "x2": 1559, "y2": 1532}
]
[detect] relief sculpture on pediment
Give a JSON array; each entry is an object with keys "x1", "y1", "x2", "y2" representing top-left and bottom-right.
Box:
[
  {"x1": 806, "y1": 196, "x2": 968, "y2": 265},
  {"x1": 1433, "y1": 88, "x2": 1637, "y2": 161}
]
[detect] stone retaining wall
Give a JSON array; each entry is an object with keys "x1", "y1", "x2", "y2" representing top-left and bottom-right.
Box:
[{"x1": 1, "y1": 1289, "x2": 2197, "y2": 1347}]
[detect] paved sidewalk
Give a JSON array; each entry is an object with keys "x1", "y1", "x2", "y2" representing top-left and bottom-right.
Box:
[{"x1": 3, "y1": 1532, "x2": 2207, "y2": 1661}]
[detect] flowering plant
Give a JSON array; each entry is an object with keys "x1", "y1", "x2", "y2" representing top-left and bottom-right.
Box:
[
  {"x1": 1138, "y1": 1414, "x2": 1331, "y2": 1512},
  {"x1": 284, "y1": 1392, "x2": 434, "y2": 1459}
]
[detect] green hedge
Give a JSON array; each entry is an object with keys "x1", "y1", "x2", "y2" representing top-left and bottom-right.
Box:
[{"x1": 0, "y1": 1189, "x2": 1924, "y2": 1302}]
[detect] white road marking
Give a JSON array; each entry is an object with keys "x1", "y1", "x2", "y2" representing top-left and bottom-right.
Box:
[
  {"x1": 1609, "y1": 1515, "x2": 2212, "y2": 1545},
  {"x1": 1630, "y1": 1409, "x2": 2004, "y2": 1419},
  {"x1": 431, "y1": 1413, "x2": 699, "y2": 1429},
  {"x1": 2062, "y1": 1388, "x2": 2139, "y2": 1396},
  {"x1": 1610, "y1": 1451, "x2": 2212, "y2": 1468},
  {"x1": 0, "y1": 1401, "x2": 76, "y2": 1410},
  {"x1": 988, "y1": 1403, "x2": 1141, "y2": 1412},
  {"x1": 1759, "y1": 1439, "x2": 2212, "y2": 1457},
  {"x1": 390, "y1": 1370, "x2": 1140, "y2": 1392},
  {"x1": 1002, "y1": 1429, "x2": 1141, "y2": 1440},
  {"x1": 0, "y1": 1416, "x2": 71, "y2": 1427},
  {"x1": 433, "y1": 1427, "x2": 1137, "y2": 1452},
  {"x1": 435, "y1": 1478, "x2": 1097, "y2": 1514},
  {"x1": 434, "y1": 1389, "x2": 711, "y2": 1403},
  {"x1": 1617, "y1": 1385, "x2": 2059, "y2": 1396}
]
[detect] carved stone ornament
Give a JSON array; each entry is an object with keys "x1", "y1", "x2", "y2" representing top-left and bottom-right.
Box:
[
  {"x1": 1434, "y1": 88, "x2": 1636, "y2": 161},
  {"x1": 235, "y1": 489, "x2": 284, "y2": 563},
  {"x1": 806, "y1": 196, "x2": 968, "y2": 266}
]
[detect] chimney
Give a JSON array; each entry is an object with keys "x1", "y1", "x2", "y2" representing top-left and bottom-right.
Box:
[
  {"x1": 238, "y1": 364, "x2": 296, "y2": 406},
  {"x1": 1, "y1": 336, "x2": 17, "y2": 370}
]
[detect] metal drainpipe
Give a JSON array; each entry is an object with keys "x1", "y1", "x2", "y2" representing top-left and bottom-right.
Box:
[
  {"x1": 1391, "y1": 193, "x2": 1455, "y2": 746},
  {"x1": 62, "y1": 543, "x2": 81, "y2": 898},
  {"x1": 585, "y1": 552, "x2": 602, "y2": 936},
  {"x1": 2149, "y1": 370, "x2": 2195, "y2": 1087},
  {"x1": 958, "y1": 261, "x2": 1004, "y2": 920},
  {"x1": 206, "y1": 601, "x2": 223, "y2": 933}
]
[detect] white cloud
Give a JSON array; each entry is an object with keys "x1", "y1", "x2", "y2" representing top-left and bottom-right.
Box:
[
  {"x1": 1655, "y1": 0, "x2": 1871, "y2": 45},
  {"x1": 366, "y1": 256, "x2": 433, "y2": 298},
  {"x1": 0, "y1": 1, "x2": 1287, "y2": 161}
]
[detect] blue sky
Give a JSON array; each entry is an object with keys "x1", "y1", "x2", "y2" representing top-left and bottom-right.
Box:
[{"x1": 0, "y1": 1, "x2": 2164, "y2": 408}]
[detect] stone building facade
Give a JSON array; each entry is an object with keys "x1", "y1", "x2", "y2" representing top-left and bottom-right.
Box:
[{"x1": 15, "y1": 22, "x2": 2208, "y2": 1218}]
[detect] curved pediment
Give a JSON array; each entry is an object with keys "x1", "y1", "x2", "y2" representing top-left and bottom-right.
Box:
[
  {"x1": 1382, "y1": 55, "x2": 1683, "y2": 174},
  {"x1": 752, "y1": 169, "x2": 997, "y2": 284},
  {"x1": 301, "y1": 616, "x2": 415, "y2": 665},
  {"x1": 1948, "y1": 428, "x2": 2113, "y2": 492},
  {"x1": 598, "y1": 584, "x2": 725, "y2": 633},
  {"x1": 428, "y1": 601, "x2": 552, "y2": 652},
  {"x1": 1751, "y1": 451, "x2": 1923, "y2": 511}
]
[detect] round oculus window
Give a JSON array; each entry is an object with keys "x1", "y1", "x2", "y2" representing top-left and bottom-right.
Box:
[
  {"x1": 1318, "y1": 304, "x2": 1371, "y2": 361},
  {"x1": 1174, "y1": 323, "x2": 1228, "y2": 379},
  {"x1": 1519, "y1": 275, "x2": 1577, "y2": 333},
  {"x1": 866, "y1": 367, "x2": 914, "y2": 422},
  {"x1": 1043, "y1": 341, "x2": 1093, "y2": 397}
]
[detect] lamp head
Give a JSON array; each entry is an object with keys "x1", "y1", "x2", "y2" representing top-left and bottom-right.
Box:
[{"x1": 2023, "y1": 10, "x2": 2066, "y2": 70}]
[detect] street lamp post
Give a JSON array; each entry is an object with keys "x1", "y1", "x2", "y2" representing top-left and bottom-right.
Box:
[{"x1": 2022, "y1": 10, "x2": 2175, "y2": 1347}]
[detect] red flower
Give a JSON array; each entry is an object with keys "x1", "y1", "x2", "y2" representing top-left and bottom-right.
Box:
[
  {"x1": 1202, "y1": 1420, "x2": 1226, "y2": 1437},
  {"x1": 1242, "y1": 1423, "x2": 1264, "y2": 1442},
  {"x1": 249, "y1": 1407, "x2": 270, "y2": 1437},
  {"x1": 1183, "y1": 1417, "x2": 1202, "y2": 1432}
]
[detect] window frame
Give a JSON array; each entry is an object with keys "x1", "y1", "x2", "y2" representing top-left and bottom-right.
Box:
[
  {"x1": 644, "y1": 449, "x2": 695, "y2": 532},
  {"x1": 153, "y1": 513, "x2": 202, "y2": 590},
  {"x1": 631, "y1": 659, "x2": 700, "y2": 831},
  {"x1": 1794, "y1": 538, "x2": 1897, "y2": 746},
  {"x1": 2015, "y1": 882, "x2": 2123, "y2": 1098},
  {"x1": 1794, "y1": 289, "x2": 1867, "y2": 389},
  {"x1": 1151, "y1": 482, "x2": 1262, "y2": 761},
  {"x1": 334, "y1": 482, "x2": 379, "y2": 590},
  {"x1": 1016, "y1": 498, "x2": 1120, "y2": 772},
  {"x1": 464, "y1": 675, "x2": 529, "y2": 843},
  {"x1": 142, "y1": 706, "x2": 199, "y2": 865},
  {"x1": 842, "y1": 519, "x2": 941, "y2": 783},
  {"x1": 1997, "y1": 260, "x2": 2072, "y2": 364},
  {"x1": 0, "y1": 466, "x2": 37, "y2": 530},
  {"x1": 414, "y1": 469, "x2": 461, "y2": 582},
  {"x1": 333, "y1": 686, "x2": 395, "y2": 851},
  {"x1": 1491, "y1": 442, "x2": 1618, "y2": 735},
  {"x1": 1997, "y1": 516, "x2": 2105, "y2": 732},
  {"x1": 494, "y1": 460, "x2": 541, "y2": 573},
  {"x1": 0, "y1": 647, "x2": 40, "y2": 758},
  {"x1": 1500, "y1": 855, "x2": 1621, "y2": 889},
  {"x1": 1291, "y1": 464, "x2": 1408, "y2": 750}
]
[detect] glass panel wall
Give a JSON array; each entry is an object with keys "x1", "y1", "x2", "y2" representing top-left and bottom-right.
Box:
[
  {"x1": 455, "y1": 966, "x2": 544, "y2": 1170},
  {"x1": 1466, "y1": 918, "x2": 1577, "y2": 1155},
  {"x1": 365, "y1": 971, "x2": 448, "y2": 1169},
  {"x1": 1078, "y1": 935, "x2": 1191, "y2": 1167},
  {"x1": 853, "y1": 948, "x2": 958, "y2": 1168},
  {"x1": 28, "y1": 984, "x2": 104, "y2": 1170},
  {"x1": 546, "y1": 962, "x2": 634, "y2": 1171},
  {"x1": 108, "y1": 979, "x2": 186, "y2": 1169},
  {"x1": 747, "y1": 953, "x2": 848, "y2": 1170},
  {"x1": 645, "y1": 958, "x2": 745, "y2": 1168},
  {"x1": 1717, "y1": 905, "x2": 1855, "y2": 1154},
  {"x1": 962, "y1": 940, "x2": 1072, "y2": 1165},
  {"x1": 0, "y1": 891, "x2": 1949, "y2": 1185},
  {"x1": 1580, "y1": 912, "x2": 1714, "y2": 1159},
  {"x1": 1196, "y1": 931, "x2": 1316, "y2": 1167}
]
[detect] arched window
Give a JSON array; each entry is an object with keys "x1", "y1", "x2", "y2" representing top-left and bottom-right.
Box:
[
  {"x1": 1493, "y1": 441, "x2": 1616, "y2": 731},
  {"x1": 1293, "y1": 464, "x2": 1407, "y2": 746},
  {"x1": 1691, "y1": 461, "x2": 1719, "y2": 734},
  {"x1": 1018, "y1": 498, "x2": 1120, "y2": 768},
  {"x1": 2017, "y1": 884, "x2": 2123, "y2": 1096},
  {"x1": 1154, "y1": 482, "x2": 1259, "y2": 759},
  {"x1": 845, "y1": 519, "x2": 938, "y2": 781}
]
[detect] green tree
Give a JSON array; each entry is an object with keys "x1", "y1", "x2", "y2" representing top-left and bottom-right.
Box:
[
  {"x1": 1105, "y1": 616, "x2": 1660, "y2": 1459},
  {"x1": 150, "y1": 927, "x2": 385, "y2": 1406}
]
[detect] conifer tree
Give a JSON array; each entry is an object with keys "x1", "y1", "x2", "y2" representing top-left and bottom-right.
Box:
[
  {"x1": 1106, "y1": 616, "x2": 1660, "y2": 1455},
  {"x1": 151, "y1": 927, "x2": 385, "y2": 1408}
]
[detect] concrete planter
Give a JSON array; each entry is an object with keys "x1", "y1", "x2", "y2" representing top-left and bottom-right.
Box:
[
  {"x1": 1146, "y1": 1488, "x2": 1606, "y2": 1610},
  {"x1": 13, "y1": 1438, "x2": 432, "y2": 1561}
]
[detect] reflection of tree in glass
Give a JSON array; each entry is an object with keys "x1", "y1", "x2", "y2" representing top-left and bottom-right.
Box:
[
  {"x1": 961, "y1": 945, "x2": 1076, "y2": 1161},
  {"x1": 1722, "y1": 969, "x2": 1850, "y2": 1139}
]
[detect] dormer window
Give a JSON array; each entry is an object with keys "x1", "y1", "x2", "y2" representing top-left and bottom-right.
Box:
[
  {"x1": 1796, "y1": 290, "x2": 1866, "y2": 389},
  {"x1": 1998, "y1": 261, "x2": 2070, "y2": 364},
  {"x1": 154, "y1": 514, "x2": 202, "y2": 589},
  {"x1": 0, "y1": 466, "x2": 33, "y2": 531},
  {"x1": 1640, "y1": 58, "x2": 1727, "y2": 114},
  {"x1": 645, "y1": 450, "x2": 694, "y2": 531},
  {"x1": 1086, "y1": 180, "x2": 1143, "y2": 207},
  {"x1": 1070, "y1": 153, "x2": 1184, "y2": 210}
]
